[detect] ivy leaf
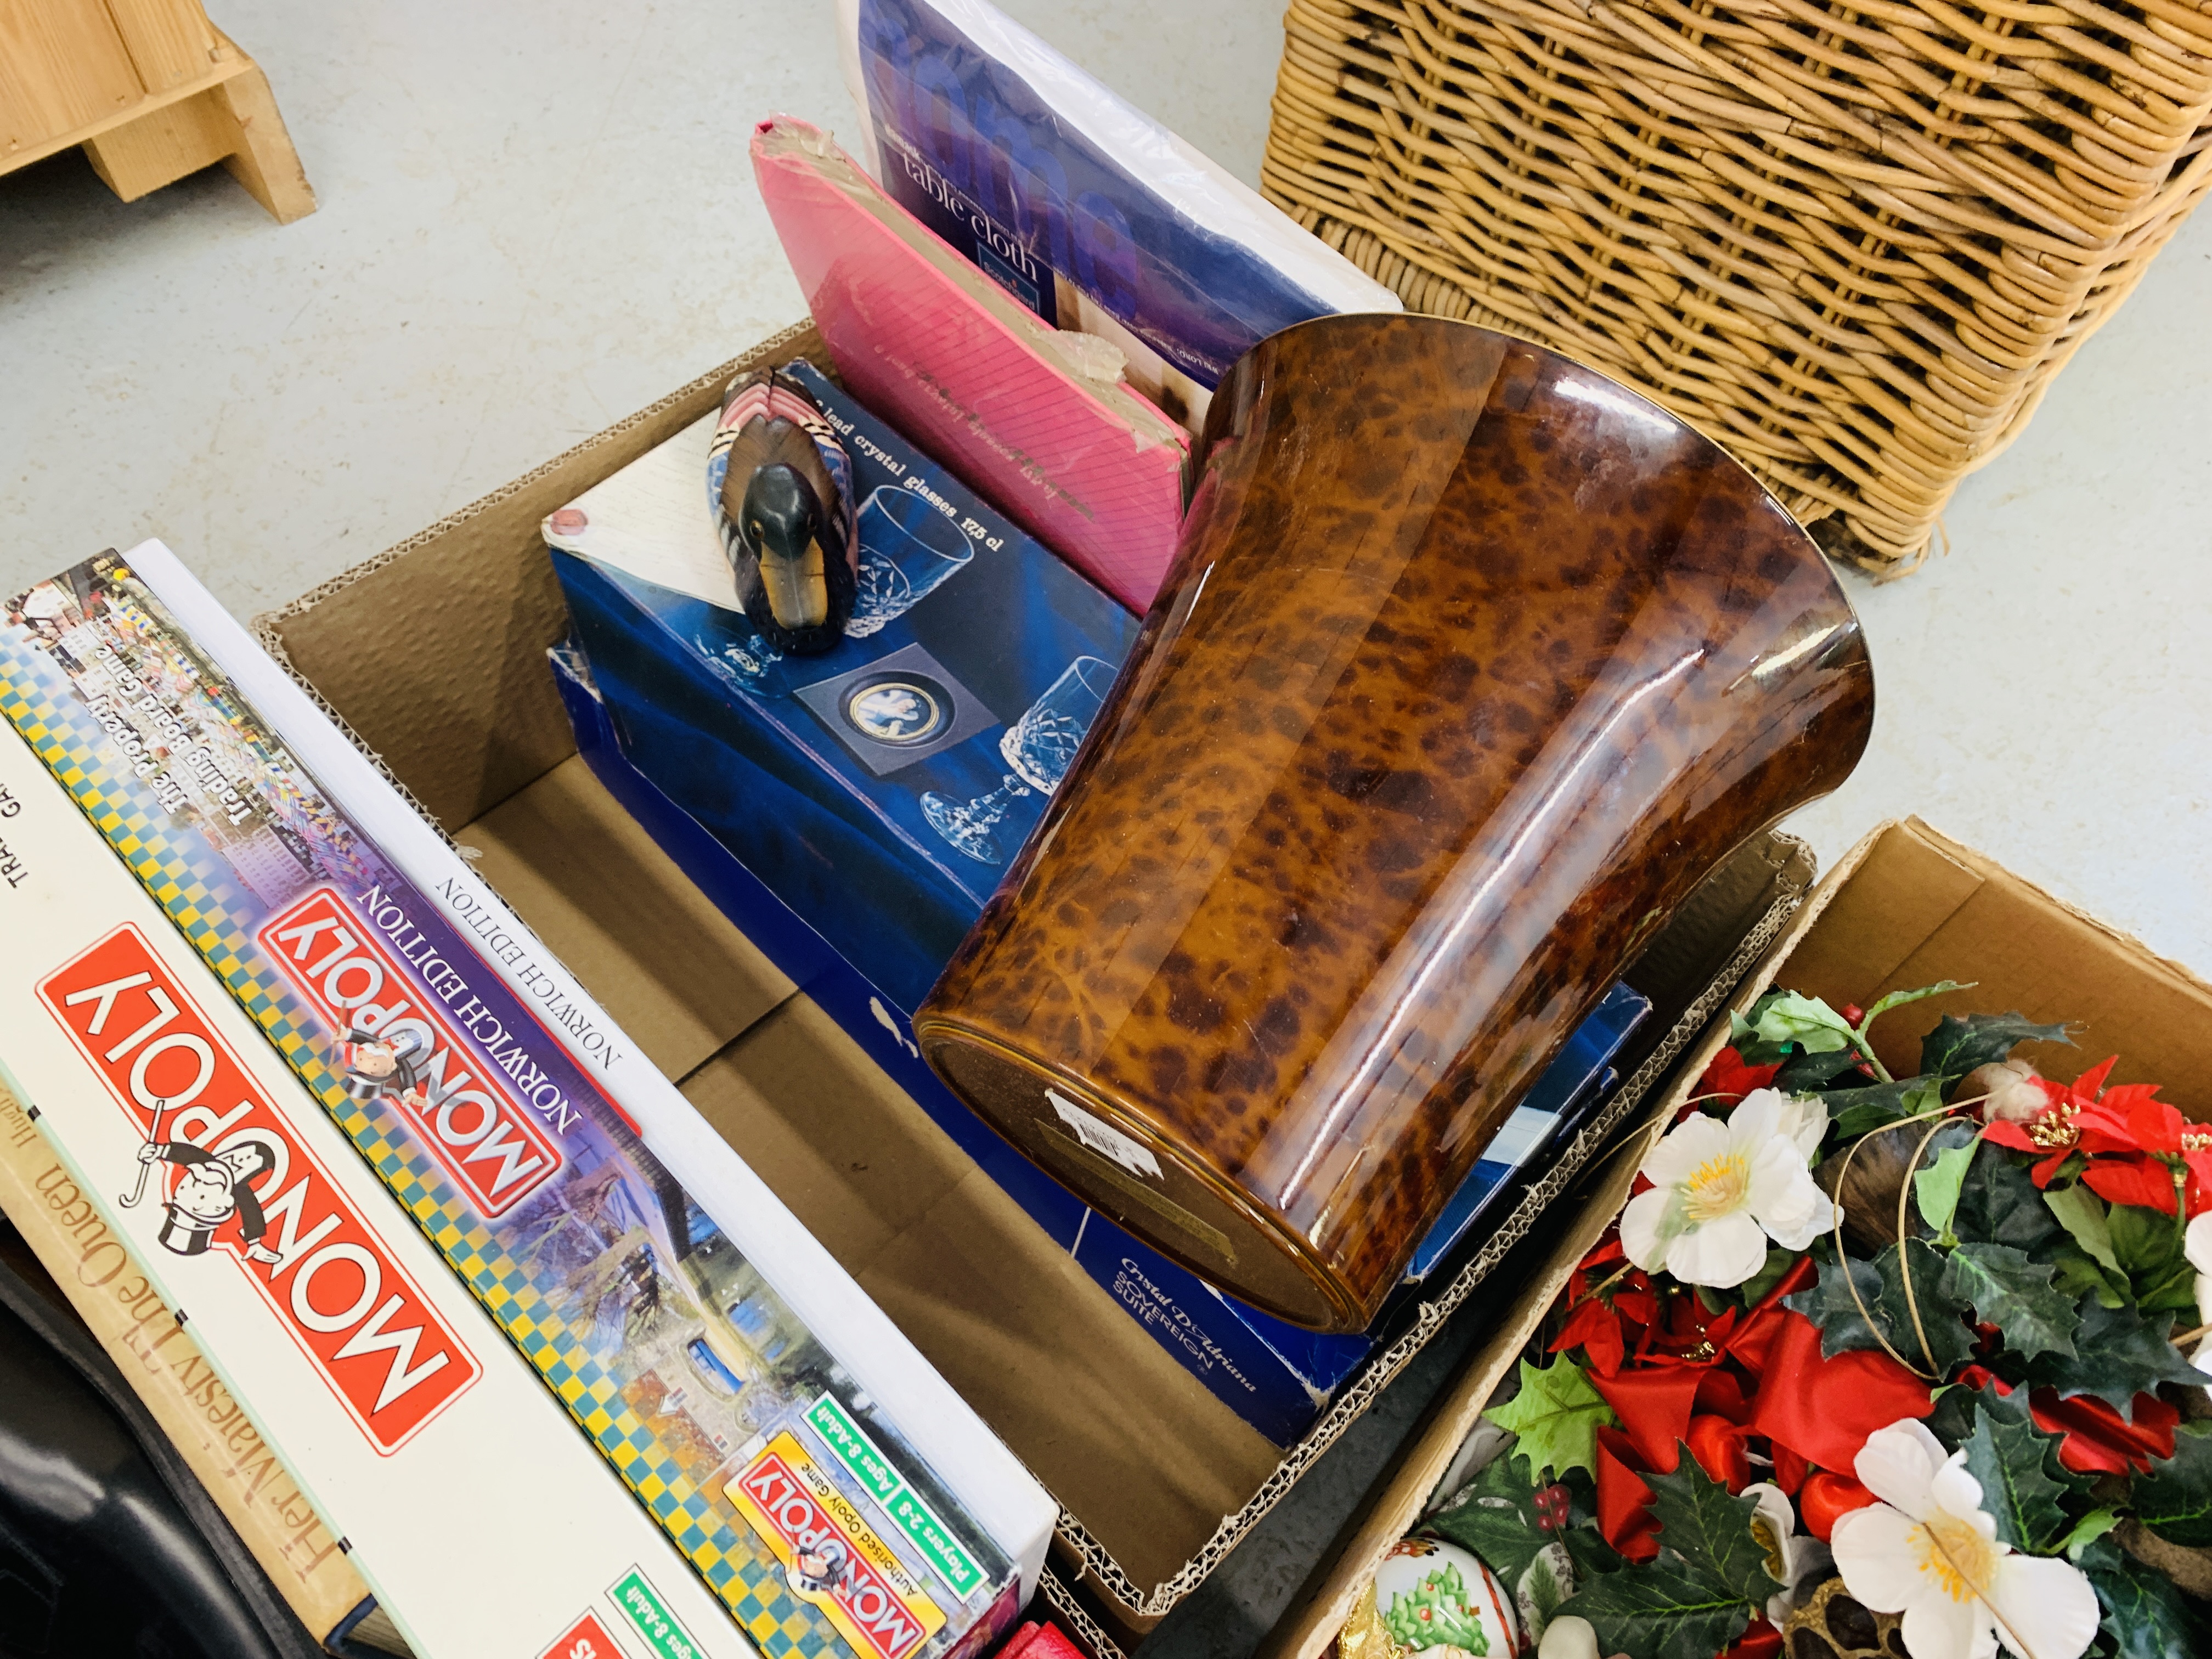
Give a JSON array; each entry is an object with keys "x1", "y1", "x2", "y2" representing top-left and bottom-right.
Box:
[
  {"x1": 1954, "y1": 1141, "x2": 2066, "y2": 1255},
  {"x1": 1914, "y1": 1136, "x2": 1979, "y2": 1244},
  {"x1": 1747, "y1": 992, "x2": 1857, "y2": 1054},
  {"x1": 1862, "y1": 980, "x2": 1971, "y2": 1029},
  {"x1": 1919, "y1": 1011, "x2": 2074, "y2": 1082},
  {"x1": 2025, "y1": 1295, "x2": 2212, "y2": 1417},
  {"x1": 1553, "y1": 1555, "x2": 1751, "y2": 1659},
  {"x1": 1961, "y1": 1400, "x2": 2072, "y2": 1553},
  {"x1": 2132, "y1": 1422, "x2": 2212, "y2": 1548},
  {"x1": 1486, "y1": 1357, "x2": 1616, "y2": 1484},
  {"x1": 2084, "y1": 1541, "x2": 2207, "y2": 1659},
  {"x1": 1941, "y1": 1242, "x2": 2080, "y2": 1363},
  {"x1": 1645, "y1": 1452, "x2": 1782, "y2": 1606},
  {"x1": 1787, "y1": 1242, "x2": 1977, "y2": 1372}
]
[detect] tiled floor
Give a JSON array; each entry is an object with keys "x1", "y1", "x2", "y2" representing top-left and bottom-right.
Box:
[{"x1": 5, "y1": 3, "x2": 2208, "y2": 1655}]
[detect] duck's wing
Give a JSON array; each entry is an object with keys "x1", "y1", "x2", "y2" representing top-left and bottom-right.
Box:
[{"x1": 720, "y1": 415, "x2": 838, "y2": 529}]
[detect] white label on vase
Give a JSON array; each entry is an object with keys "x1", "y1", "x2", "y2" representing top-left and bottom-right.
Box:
[{"x1": 1047, "y1": 1088, "x2": 1162, "y2": 1181}]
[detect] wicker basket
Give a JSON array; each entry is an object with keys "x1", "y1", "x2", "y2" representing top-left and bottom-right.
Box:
[{"x1": 1263, "y1": 0, "x2": 2212, "y2": 570}]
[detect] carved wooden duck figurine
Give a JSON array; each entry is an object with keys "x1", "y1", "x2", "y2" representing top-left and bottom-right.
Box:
[{"x1": 710, "y1": 368, "x2": 857, "y2": 654}]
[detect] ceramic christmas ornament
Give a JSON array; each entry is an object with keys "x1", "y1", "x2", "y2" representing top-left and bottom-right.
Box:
[{"x1": 1339, "y1": 1536, "x2": 1521, "y2": 1658}]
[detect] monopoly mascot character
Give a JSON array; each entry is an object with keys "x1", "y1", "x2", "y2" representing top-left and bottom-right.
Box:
[
  {"x1": 138, "y1": 1138, "x2": 283, "y2": 1265},
  {"x1": 339, "y1": 1026, "x2": 427, "y2": 1109},
  {"x1": 792, "y1": 1537, "x2": 850, "y2": 1599}
]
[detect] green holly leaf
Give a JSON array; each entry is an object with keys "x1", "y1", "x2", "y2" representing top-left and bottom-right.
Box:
[
  {"x1": 1786, "y1": 1254, "x2": 1889, "y2": 1355},
  {"x1": 1962, "y1": 1400, "x2": 2073, "y2": 1553},
  {"x1": 1645, "y1": 1453, "x2": 1781, "y2": 1606},
  {"x1": 2132, "y1": 1422, "x2": 2212, "y2": 1547},
  {"x1": 1774, "y1": 1044, "x2": 1871, "y2": 1093},
  {"x1": 1747, "y1": 992, "x2": 1857, "y2": 1054},
  {"x1": 1954, "y1": 1141, "x2": 2066, "y2": 1255},
  {"x1": 1786, "y1": 1241, "x2": 1977, "y2": 1372},
  {"x1": 1485, "y1": 1357, "x2": 1616, "y2": 1484},
  {"x1": 1915, "y1": 1135, "x2": 1979, "y2": 1244},
  {"x1": 2026, "y1": 1295, "x2": 2212, "y2": 1416},
  {"x1": 1553, "y1": 1555, "x2": 1751, "y2": 1659},
  {"x1": 2084, "y1": 1541, "x2": 2206, "y2": 1659},
  {"x1": 1429, "y1": 1460, "x2": 1549, "y2": 1587},
  {"x1": 1920, "y1": 1011, "x2": 2074, "y2": 1081},
  {"x1": 1825, "y1": 1076, "x2": 1942, "y2": 1141},
  {"x1": 1942, "y1": 1242, "x2": 2080, "y2": 1363}
]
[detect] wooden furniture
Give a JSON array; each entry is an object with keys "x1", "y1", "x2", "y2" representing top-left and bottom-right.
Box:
[{"x1": 0, "y1": 0, "x2": 312, "y2": 222}]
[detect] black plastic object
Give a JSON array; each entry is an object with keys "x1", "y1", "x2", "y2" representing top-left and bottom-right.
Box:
[{"x1": 0, "y1": 1226, "x2": 325, "y2": 1659}]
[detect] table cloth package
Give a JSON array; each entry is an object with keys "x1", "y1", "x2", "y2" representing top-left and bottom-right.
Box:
[
  {"x1": 253, "y1": 321, "x2": 1822, "y2": 1639},
  {"x1": 1262, "y1": 818, "x2": 2212, "y2": 1659}
]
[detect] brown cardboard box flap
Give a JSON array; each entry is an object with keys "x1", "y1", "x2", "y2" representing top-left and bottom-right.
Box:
[
  {"x1": 258, "y1": 322, "x2": 831, "y2": 831},
  {"x1": 1260, "y1": 817, "x2": 2212, "y2": 1659}
]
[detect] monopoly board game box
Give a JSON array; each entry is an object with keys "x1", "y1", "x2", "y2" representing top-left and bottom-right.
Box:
[
  {"x1": 537, "y1": 360, "x2": 1667, "y2": 1446},
  {"x1": 0, "y1": 544, "x2": 1054, "y2": 1659},
  {"x1": 246, "y1": 321, "x2": 1819, "y2": 1638}
]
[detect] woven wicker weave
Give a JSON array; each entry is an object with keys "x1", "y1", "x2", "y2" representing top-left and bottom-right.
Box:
[{"x1": 1263, "y1": 0, "x2": 2212, "y2": 569}]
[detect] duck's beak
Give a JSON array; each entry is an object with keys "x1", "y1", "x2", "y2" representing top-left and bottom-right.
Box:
[{"x1": 743, "y1": 464, "x2": 832, "y2": 629}]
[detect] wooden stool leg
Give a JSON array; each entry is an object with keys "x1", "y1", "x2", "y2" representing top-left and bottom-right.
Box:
[
  {"x1": 212, "y1": 62, "x2": 314, "y2": 223},
  {"x1": 76, "y1": 48, "x2": 314, "y2": 223},
  {"x1": 82, "y1": 89, "x2": 230, "y2": 202}
]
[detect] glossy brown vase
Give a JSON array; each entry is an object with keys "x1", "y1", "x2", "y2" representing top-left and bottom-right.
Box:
[{"x1": 915, "y1": 315, "x2": 1875, "y2": 1333}]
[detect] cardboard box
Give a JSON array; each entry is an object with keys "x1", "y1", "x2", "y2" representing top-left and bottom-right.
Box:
[
  {"x1": 254, "y1": 320, "x2": 1819, "y2": 1638},
  {"x1": 1255, "y1": 817, "x2": 2212, "y2": 1659}
]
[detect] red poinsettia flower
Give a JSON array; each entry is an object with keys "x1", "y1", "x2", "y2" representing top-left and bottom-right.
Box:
[
  {"x1": 1981, "y1": 1056, "x2": 2212, "y2": 1211},
  {"x1": 1689, "y1": 1045, "x2": 1783, "y2": 1111}
]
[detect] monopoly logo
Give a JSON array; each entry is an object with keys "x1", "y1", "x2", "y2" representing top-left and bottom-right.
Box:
[
  {"x1": 257, "y1": 885, "x2": 561, "y2": 1218},
  {"x1": 40, "y1": 925, "x2": 479, "y2": 1453},
  {"x1": 731, "y1": 1435, "x2": 944, "y2": 1659}
]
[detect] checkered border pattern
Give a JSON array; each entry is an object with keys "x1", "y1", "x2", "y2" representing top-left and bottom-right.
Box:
[{"x1": 2, "y1": 657, "x2": 841, "y2": 1658}]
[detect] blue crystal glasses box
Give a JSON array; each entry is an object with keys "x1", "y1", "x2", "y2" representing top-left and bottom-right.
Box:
[{"x1": 544, "y1": 363, "x2": 1648, "y2": 1443}]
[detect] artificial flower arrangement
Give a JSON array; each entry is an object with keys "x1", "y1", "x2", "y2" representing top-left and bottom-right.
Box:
[{"x1": 1333, "y1": 984, "x2": 2212, "y2": 1659}]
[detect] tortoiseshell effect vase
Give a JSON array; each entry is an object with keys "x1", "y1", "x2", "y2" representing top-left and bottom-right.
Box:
[{"x1": 915, "y1": 315, "x2": 1875, "y2": 1333}]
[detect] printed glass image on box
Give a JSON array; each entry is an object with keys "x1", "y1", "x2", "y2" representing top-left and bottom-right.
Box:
[{"x1": 1, "y1": 557, "x2": 1015, "y2": 1659}]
